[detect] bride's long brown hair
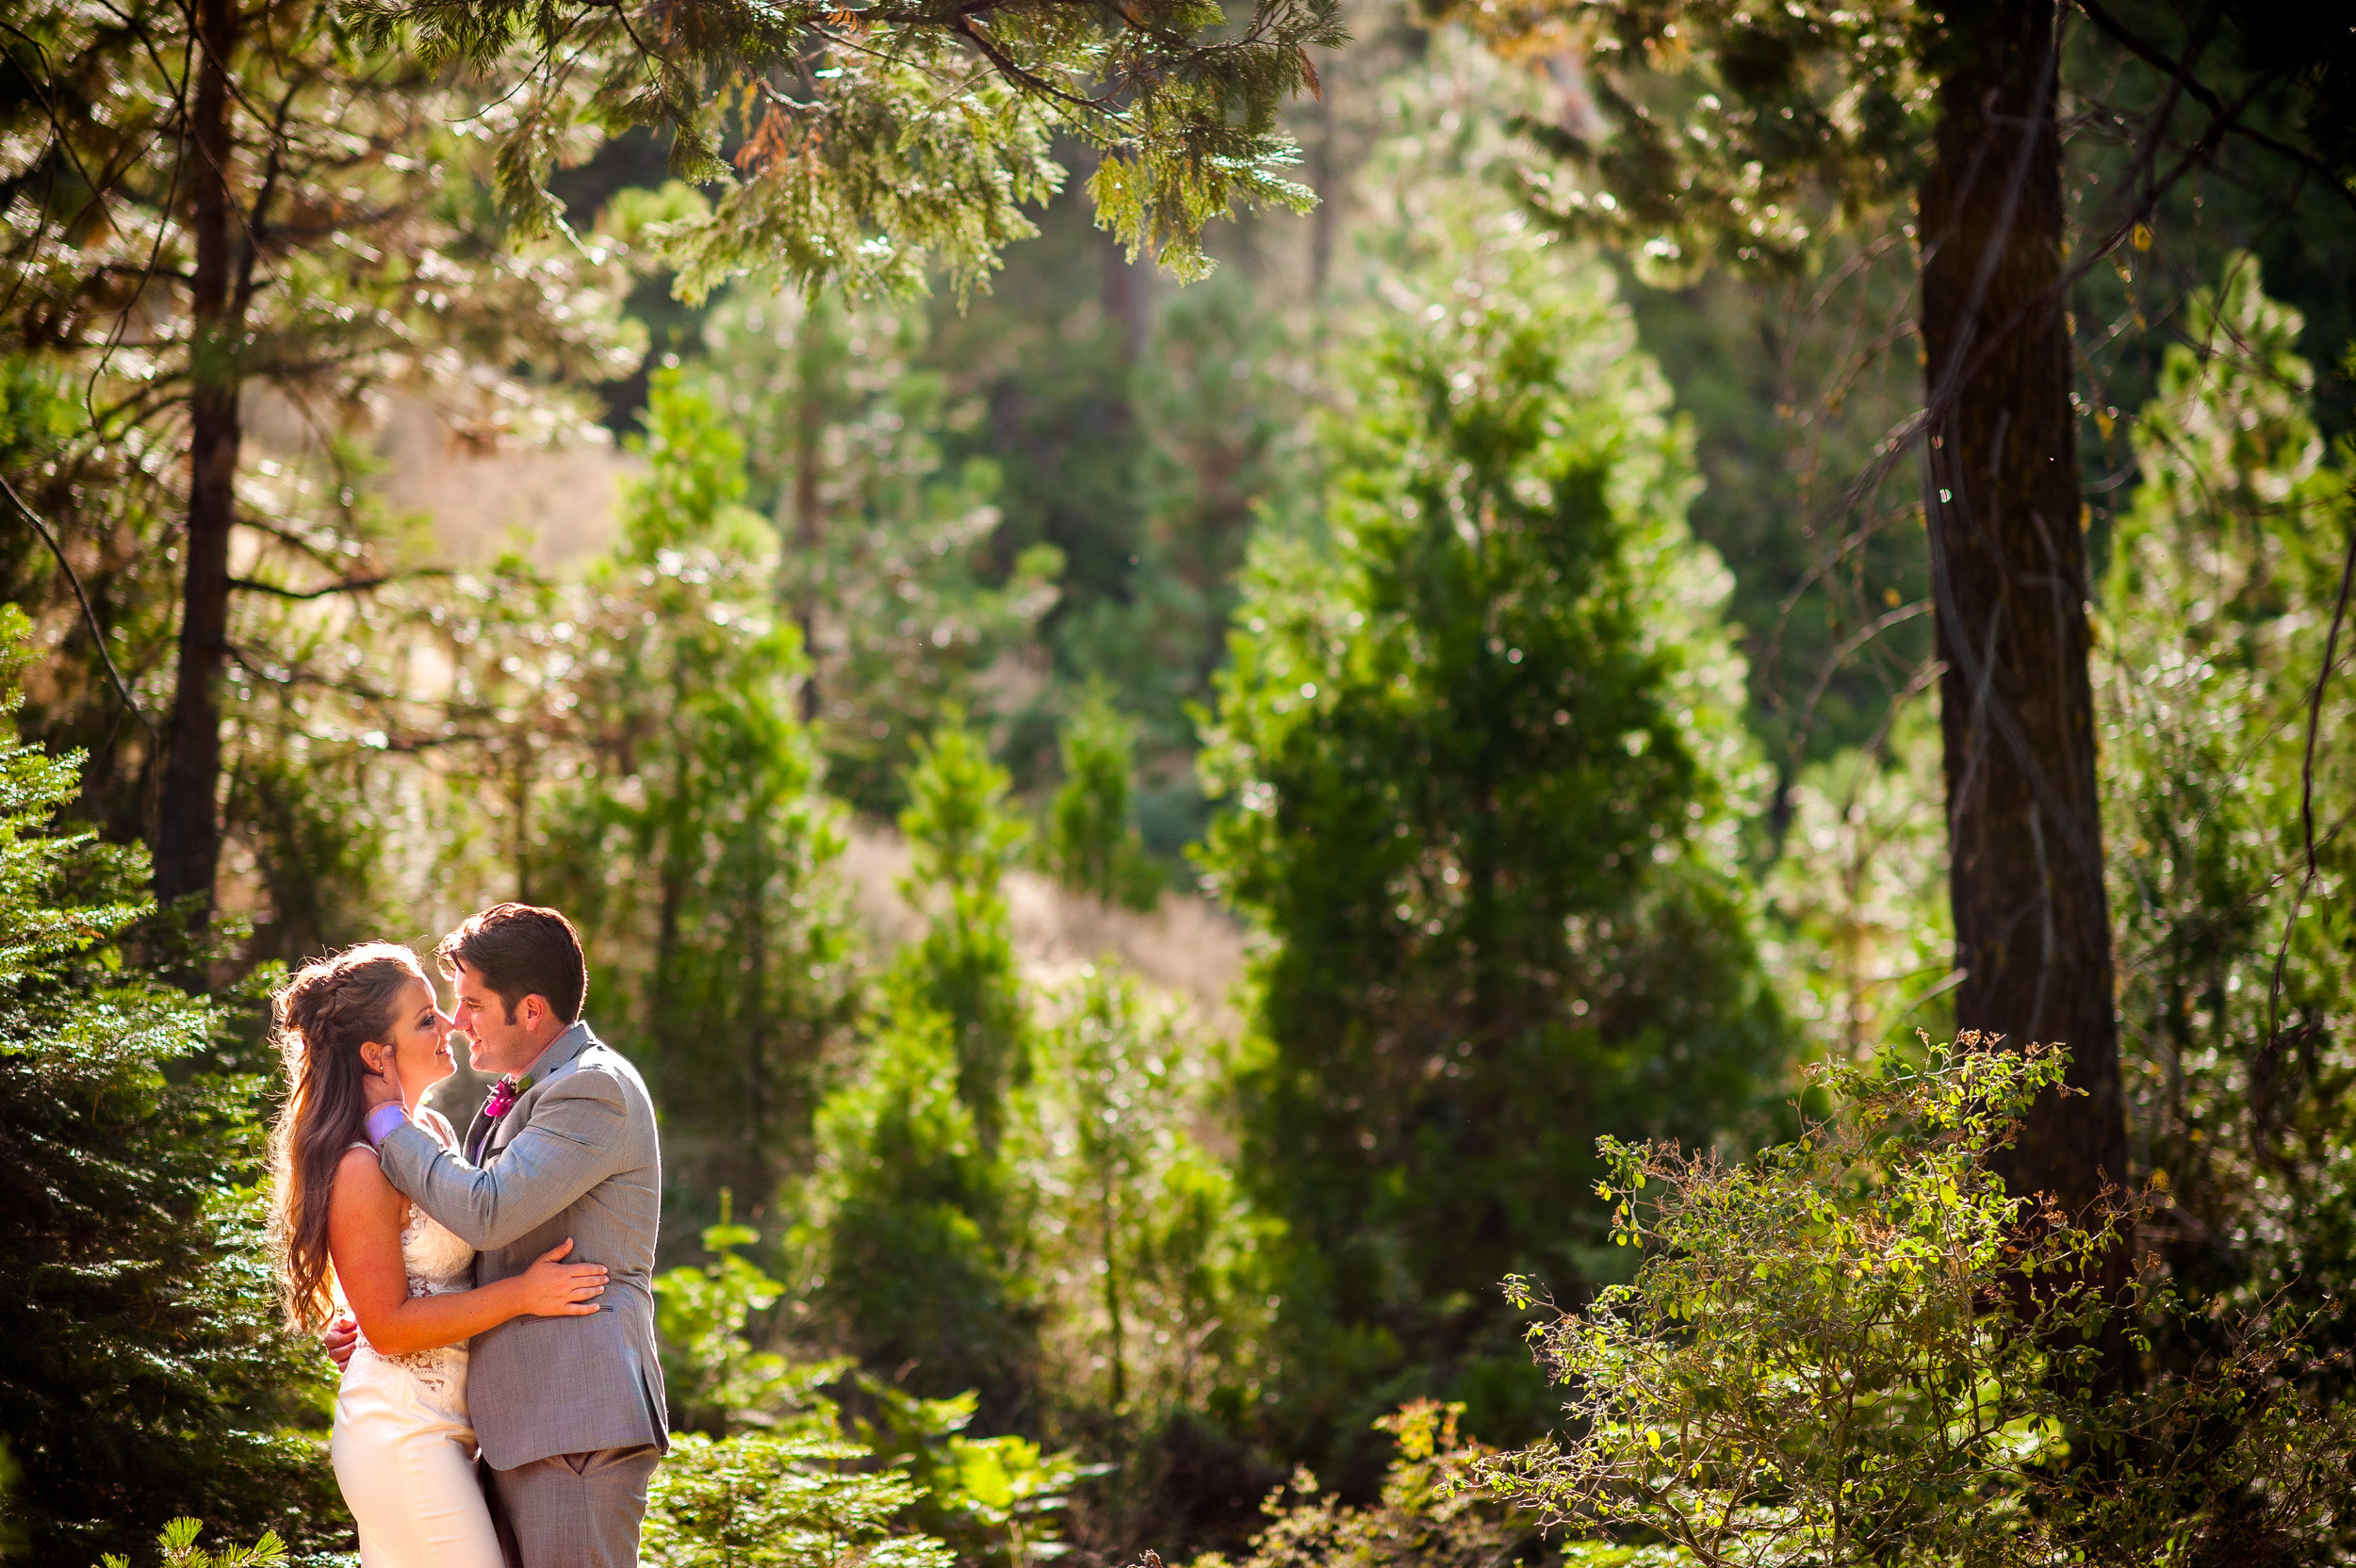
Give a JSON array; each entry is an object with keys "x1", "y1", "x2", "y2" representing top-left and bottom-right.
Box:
[{"x1": 267, "y1": 942, "x2": 428, "y2": 1330}]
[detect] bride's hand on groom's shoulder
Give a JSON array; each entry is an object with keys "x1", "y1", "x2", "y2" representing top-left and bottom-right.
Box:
[{"x1": 515, "y1": 1236, "x2": 607, "y2": 1319}]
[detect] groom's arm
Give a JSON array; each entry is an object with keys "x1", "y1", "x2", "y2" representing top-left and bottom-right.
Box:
[{"x1": 376, "y1": 1073, "x2": 629, "y2": 1251}]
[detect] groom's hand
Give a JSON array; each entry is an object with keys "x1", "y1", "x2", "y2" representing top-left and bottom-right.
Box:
[{"x1": 323, "y1": 1312, "x2": 359, "y2": 1371}]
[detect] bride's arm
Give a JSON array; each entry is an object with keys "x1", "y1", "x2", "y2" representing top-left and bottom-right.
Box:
[{"x1": 326, "y1": 1147, "x2": 607, "y2": 1357}]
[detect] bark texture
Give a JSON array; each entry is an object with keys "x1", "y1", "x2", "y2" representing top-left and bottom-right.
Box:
[
  {"x1": 155, "y1": 0, "x2": 242, "y2": 919},
  {"x1": 1918, "y1": 0, "x2": 2129, "y2": 1308}
]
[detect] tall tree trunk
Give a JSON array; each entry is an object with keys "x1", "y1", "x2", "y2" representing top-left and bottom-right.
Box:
[
  {"x1": 155, "y1": 0, "x2": 242, "y2": 921},
  {"x1": 1917, "y1": 0, "x2": 2130, "y2": 1350},
  {"x1": 792, "y1": 318, "x2": 825, "y2": 725}
]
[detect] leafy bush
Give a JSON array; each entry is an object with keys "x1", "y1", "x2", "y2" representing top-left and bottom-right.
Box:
[
  {"x1": 0, "y1": 607, "x2": 339, "y2": 1560},
  {"x1": 651, "y1": 1216, "x2": 1079, "y2": 1568},
  {"x1": 1187, "y1": 1399, "x2": 1671, "y2": 1568},
  {"x1": 644, "y1": 1432, "x2": 956, "y2": 1568},
  {"x1": 1479, "y1": 1037, "x2": 2356, "y2": 1565}
]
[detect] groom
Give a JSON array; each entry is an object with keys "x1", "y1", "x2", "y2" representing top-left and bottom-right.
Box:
[{"x1": 353, "y1": 902, "x2": 668, "y2": 1567}]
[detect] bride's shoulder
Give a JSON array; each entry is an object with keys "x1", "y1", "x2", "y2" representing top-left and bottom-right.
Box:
[{"x1": 330, "y1": 1143, "x2": 401, "y2": 1215}]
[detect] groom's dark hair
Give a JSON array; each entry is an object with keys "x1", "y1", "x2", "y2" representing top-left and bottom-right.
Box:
[{"x1": 437, "y1": 903, "x2": 587, "y2": 1024}]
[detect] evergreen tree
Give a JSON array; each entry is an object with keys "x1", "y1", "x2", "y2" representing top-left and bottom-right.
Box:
[
  {"x1": 1198, "y1": 209, "x2": 1784, "y2": 1476},
  {"x1": 889, "y1": 725, "x2": 1034, "y2": 1153},
  {"x1": 1425, "y1": 1, "x2": 2356, "y2": 1341},
  {"x1": 1023, "y1": 964, "x2": 1275, "y2": 1546},
  {"x1": 694, "y1": 288, "x2": 1062, "y2": 816},
  {"x1": 536, "y1": 369, "x2": 862, "y2": 1238},
  {"x1": 0, "y1": 608, "x2": 339, "y2": 1561},
  {"x1": 2, "y1": 3, "x2": 636, "y2": 924},
  {"x1": 362, "y1": 0, "x2": 1344, "y2": 295},
  {"x1": 1043, "y1": 693, "x2": 1162, "y2": 911},
  {"x1": 797, "y1": 725, "x2": 1039, "y2": 1411}
]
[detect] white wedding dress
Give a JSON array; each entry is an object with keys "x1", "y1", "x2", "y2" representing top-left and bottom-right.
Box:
[{"x1": 330, "y1": 1119, "x2": 505, "y2": 1568}]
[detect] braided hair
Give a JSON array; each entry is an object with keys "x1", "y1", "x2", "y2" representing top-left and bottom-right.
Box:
[{"x1": 267, "y1": 941, "x2": 428, "y2": 1330}]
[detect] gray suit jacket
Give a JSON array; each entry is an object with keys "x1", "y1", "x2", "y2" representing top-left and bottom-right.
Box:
[{"x1": 379, "y1": 1021, "x2": 669, "y2": 1470}]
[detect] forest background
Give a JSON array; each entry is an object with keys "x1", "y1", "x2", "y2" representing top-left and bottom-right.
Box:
[{"x1": 5, "y1": 0, "x2": 2356, "y2": 1562}]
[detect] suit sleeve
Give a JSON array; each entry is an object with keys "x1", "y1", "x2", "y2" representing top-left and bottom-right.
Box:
[{"x1": 377, "y1": 1070, "x2": 629, "y2": 1250}]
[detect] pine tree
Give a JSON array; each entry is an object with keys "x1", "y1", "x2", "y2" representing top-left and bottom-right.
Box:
[
  {"x1": 354, "y1": 0, "x2": 1346, "y2": 295},
  {"x1": 1043, "y1": 692, "x2": 1161, "y2": 911},
  {"x1": 535, "y1": 369, "x2": 862, "y2": 1235},
  {"x1": 3, "y1": 3, "x2": 636, "y2": 927},
  {"x1": 0, "y1": 608, "x2": 339, "y2": 1561},
  {"x1": 1198, "y1": 205, "x2": 1784, "y2": 1474},
  {"x1": 694, "y1": 288, "x2": 1062, "y2": 816},
  {"x1": 796, "y1": 724, "x2": 1039, "y2": 1412}
]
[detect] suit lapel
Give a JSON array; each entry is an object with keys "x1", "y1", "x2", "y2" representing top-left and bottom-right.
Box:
[
  {"x1": 479, "y1": 1021, "x2": 598, "y2": 1164},
  {"x1": 465, "y1": 1104, "x2": 495, "y2": 1165}
]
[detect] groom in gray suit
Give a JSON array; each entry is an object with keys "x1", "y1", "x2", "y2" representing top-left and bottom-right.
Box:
[{"x1": 357, "y1": 902, "x2": 668, "y2": 1568}]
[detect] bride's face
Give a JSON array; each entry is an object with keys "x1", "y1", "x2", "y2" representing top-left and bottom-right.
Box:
[{"x1": 366, "y1": 974, "x2": 458, "y2": 1107}]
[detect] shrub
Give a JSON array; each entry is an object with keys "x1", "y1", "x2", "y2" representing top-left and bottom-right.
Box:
[
  {"x1": 1479, "y1": 1037, "x2": 2356, "y2": 1565},
  {"x1": 1186, "y1": 1399, "x2": 1674, "y2": 1568},
  {"x1": 1042, "y1": 692, "x2": 1162, "y2": 911}
]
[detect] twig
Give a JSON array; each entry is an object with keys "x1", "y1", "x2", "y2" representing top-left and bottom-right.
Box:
[
  {"x1": 2262, "y1": 500, "x2": 2356, "y2": 1056},
  {"x1": 4, "y1": 472, "x2": 161, "y2": 746}
]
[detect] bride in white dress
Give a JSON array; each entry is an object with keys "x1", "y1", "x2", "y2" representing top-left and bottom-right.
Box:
[{"x1": 269, "y1": 942, "x2": 607, "y2": 1567}]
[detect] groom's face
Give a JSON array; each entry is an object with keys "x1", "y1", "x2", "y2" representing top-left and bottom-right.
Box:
[{"x1": 450, "y1": 959, "x2": 551, "y2": 1076}]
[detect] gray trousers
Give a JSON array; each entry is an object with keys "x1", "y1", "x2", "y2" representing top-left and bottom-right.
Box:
[{"x1": 486, "y1": 1444, "x2": 661, "y2": 1568}]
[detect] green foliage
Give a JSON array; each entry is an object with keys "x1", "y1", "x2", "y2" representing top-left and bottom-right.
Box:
[
  {"x1": 535, "y1": 368, "x2": 862, "y2": 1233},
  {"x1": 1051, "y1": 273, "x2": 1309, "y2": 781},
  {"x1": 94, "y1": 1517, "x2": 287, "y2": 1568},
  {"x1": 1765, "y1": 699, "x2": 1954, "y2": 1060},
  {"x1": 1456, "y1": 2, "x2": 1933, "y2": 274},
  {"x1": 1198, "y1": 196, "x2": 1784, "y2": 1464},
  {"x1": 659, "y1": 1210, "x2": 856, "y2": 1436},
  {"x1": 646, "y1": 1433, "x2": 957, "y2": 1568},
  {"x1": 1188, "y1": 1400, "x2": 1672, "y2": 1568},
  {"x1": 892, "y1": 724, "x2": 1034, "y2": 1149},
  {"x1": 1043, "y1": 694, "x2": 1162, "y2": 911},
  {"x1": 354, "y1": 0, "x2": 1343, "y2": 294},
  {"x1": 693, "y1": 290, "x2": 1062, "y2": 815},
  {"x1": 804, "y1": 1001, "x2": 1034, "y2": 1408},
  {"x1": 2, "y1": 1, "x2": 640, "y2": 928},
  {"x1": 2100, "y1": 258, "x2": 2356, "y2": 1317},
  {"x1": 652, "y1": 1214, "x2": 1082, "y2": 1568},
  {"x1": 0, "y1": 609, "x2": 338, "y2": 1561},
  {"x1": 1027, "y1": 967, "x2": 1273, "y2": 1422},
  {"x1": 1481, "y1": 1037, "x2": 2356, "y2": 1564}
]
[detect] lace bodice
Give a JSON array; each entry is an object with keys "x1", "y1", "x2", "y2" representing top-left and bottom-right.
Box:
[{"x1": 398, "y1": 1200, "x2": 475, "y2": 1298}]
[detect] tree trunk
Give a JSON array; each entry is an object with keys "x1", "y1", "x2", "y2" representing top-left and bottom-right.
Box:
[
  {"x1": 155, "y1": 0, "x2": 242, "y2": 921},
  {"x1": 792, "y1": 317, "x2": 825, "y2": 725},
  {"x1": 1917, "y1": 0, "x2": 2130, "y2": 1348}
]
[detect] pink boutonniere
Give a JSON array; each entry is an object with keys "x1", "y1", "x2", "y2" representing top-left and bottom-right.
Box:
[{"x1": 483, "y1": 1073, "x2": 533, "y2": 1121}]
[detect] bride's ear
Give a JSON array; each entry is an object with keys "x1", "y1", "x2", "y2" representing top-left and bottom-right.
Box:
[{"x1": 357, "y1": 1039, "x2": 393, "y2": 1078}]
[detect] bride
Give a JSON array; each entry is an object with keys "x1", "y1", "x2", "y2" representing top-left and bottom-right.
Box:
[{"x1": 270, "y1": 941, "x2": 608, "y2": 1567}]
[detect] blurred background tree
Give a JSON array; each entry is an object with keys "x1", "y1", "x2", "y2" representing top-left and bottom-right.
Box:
[{"x1": 1197, "y1": 94, "x2": 1787, "y2": 1482}]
